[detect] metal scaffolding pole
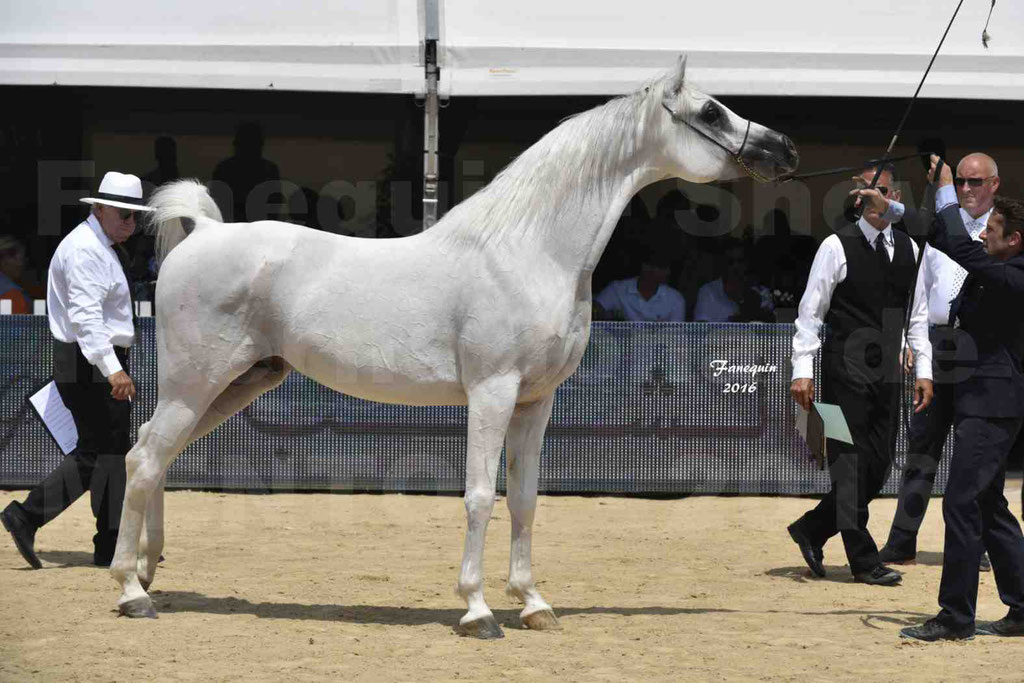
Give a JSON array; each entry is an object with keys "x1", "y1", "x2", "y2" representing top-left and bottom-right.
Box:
[{"x1": 422, "y1": 0, "x2": 440, "y2": 230}]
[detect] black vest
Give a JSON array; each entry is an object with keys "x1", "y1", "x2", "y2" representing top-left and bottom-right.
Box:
[{"x1": 823, "y1": 224, "x2": 916, "y2": 383}]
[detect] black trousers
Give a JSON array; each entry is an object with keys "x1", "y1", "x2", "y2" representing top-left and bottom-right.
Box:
[
  {"x1": 15, "y1": 341, "x2": 132, "y2": 563},
  {"x1": 938, "y1": 415, "x2": 1024, "y2": 628},
  {"x1": 885, "y1": 326, "x2": 958, "y2": 552},
  {"x1": 794, "y1": 358, "x2": 899, "y2": 575}
]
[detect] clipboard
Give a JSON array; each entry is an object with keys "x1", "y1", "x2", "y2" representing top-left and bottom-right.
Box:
[
  {"x1": 26, "y1": 381, "x2": 78, "y2": 456},
  {"x1": 805, "y1": 402, "x2": 854, "y2": 470}
]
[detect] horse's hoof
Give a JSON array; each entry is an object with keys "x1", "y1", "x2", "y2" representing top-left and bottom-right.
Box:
[
  {"x1": 118, "y1": 596, "x2": 158, "y2": 619},
  {"x1": 456, "y1": 615, "x2": 504, "y2": 639},
  {"x1": 522, "y1": 608, "x2": 562, "y2": 631}
]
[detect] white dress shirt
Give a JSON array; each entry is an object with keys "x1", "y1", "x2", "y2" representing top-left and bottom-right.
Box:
[
  {"x1": 595, "y1": 277, "x2": 686, "y2": 322},
  {"x1": 791, "y1": 217, "x2": 931, "y2": 381},
  {"x1": 47, "y1": 213, "x2": 135, "y2": 377},
  {"x1": 693, "y1": 278, "x2": 774, "y2": 322},
  {"x1": 918, "y1": 205, "x2": 990, "y2": 324}
]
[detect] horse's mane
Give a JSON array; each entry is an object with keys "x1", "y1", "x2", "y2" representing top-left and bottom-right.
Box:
[{"x1": 433, "y1": 74, "x2": 667, "y2": 249}]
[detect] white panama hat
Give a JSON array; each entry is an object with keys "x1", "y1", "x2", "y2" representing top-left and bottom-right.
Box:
[{"x1": 79, "y1": 171, "x2": 155, "y2": 212}]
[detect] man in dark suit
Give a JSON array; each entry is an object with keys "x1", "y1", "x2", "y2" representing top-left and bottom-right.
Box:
[{"x1": 859, "y1": 157, "x2": 1024, "y2": 642}]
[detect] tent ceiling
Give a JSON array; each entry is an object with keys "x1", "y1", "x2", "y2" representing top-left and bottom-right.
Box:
[{"x1": 1, "y1": 0, "x2": 1021, "y2": 99}]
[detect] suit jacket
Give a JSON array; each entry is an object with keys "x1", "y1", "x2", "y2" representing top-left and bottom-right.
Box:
[{"x1": 929, "y1": 204, "x2": 1024, "y2": 417}]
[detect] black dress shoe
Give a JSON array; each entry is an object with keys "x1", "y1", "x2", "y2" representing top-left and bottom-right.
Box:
[
  {"x1": 976, "y1": 615, "x2": 1024, "y2": 637},
  {"x1": 1, "y1": 504, "x2": 42, "y2": 570},
  {"x1": 878, "y1": 545, "x2": 916, "y2": 565},
  {"x1": 853, "y1": 564, "x2": 902, "y2": 586},
  {"x1": 900, "y1": 618, "x2": 974, "y2": 642},
  {"x1": 980, "y1": 552, "x2": 991, "y2": 572},
  {"x1": 787, "y1": 522, "x2": 825, "y2": 577}
]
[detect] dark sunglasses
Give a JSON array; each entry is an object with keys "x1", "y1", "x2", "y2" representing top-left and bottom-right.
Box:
[
  {"x1": 118, "y1": 208, "x2": 140, "y2": 221},
  {"x1": 954, "y1": 175, "x2": 995, "y2": 188},
  {"x1": 854, "y1": 180, "x2": 889, "y2": 196}
]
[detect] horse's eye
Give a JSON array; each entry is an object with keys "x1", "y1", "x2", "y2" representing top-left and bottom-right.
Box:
[{"x1": 701, "y1": 102, "x2": 721, "y2": 125}]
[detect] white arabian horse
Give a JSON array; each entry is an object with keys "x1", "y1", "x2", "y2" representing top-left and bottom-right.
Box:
[{"x1": 111, "y1": 58, "x2": 798, "y2": 637}]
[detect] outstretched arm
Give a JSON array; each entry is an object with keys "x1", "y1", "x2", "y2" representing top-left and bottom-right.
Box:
[{"x1": 927, "y1": 156, "x2": 1024, "y2": 297}]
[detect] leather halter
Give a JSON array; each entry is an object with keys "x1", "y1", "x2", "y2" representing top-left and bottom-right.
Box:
[{"x1": 661, "y1": 102, "x2": 770, "y2": 183}]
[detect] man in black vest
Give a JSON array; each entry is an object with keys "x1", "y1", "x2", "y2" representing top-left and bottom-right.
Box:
[
  {"x1": 895, "y1": 159, "x2": 1024, "y2": 642},
  {"x1": 787, "y1": 164, "x2": 933, "y2": 586}
]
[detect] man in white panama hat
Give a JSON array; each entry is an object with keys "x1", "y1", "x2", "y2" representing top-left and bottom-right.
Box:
[{"x1": 1, "y1": 171, "x2": 154, "y2": 569}]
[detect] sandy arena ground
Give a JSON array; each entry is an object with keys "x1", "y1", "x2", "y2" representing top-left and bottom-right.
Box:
[{"x1": 2, "y1": 485, "x2": 1024, "y2": 682}]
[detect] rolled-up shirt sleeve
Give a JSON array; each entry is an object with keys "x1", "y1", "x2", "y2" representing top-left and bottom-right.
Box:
[
  {"x1": 881, "y1": 199, "x2": 905, "y2": 224},
  {"x1": 64, "y1": 252, "x2": 122, "y2": 377},
  {"x1": 907, "y1": 240, "x2": 933, "y2": 381},
  {"x1": 791, "y1": 236, "x2": 843, "y2": 381},
  {"x1": 935, "y1": 184, "x2": 958, "y2": 212}
]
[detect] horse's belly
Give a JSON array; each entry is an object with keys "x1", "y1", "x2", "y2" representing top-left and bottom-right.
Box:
[{"x1": 285, "y1": 340, "x2": 467, "y2": 407}]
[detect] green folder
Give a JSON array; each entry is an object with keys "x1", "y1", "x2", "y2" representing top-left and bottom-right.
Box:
[{"x1": 806, "y1": 402, "x2": 854, "y2": 470}]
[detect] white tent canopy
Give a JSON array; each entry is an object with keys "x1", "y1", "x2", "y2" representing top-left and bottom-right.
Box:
[{"x1": 1, "y1": 0, "x2": 1021, "y2": 98}]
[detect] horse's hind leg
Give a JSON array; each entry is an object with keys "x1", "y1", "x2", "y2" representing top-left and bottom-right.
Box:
[
  {"x1": 111, "y1": 399, "x2": 203, "y2": 618},
  {"x1": 136, "y1": 471, "x2": 165, "y2": 592},
  {"x1": 133, "y1": 360, "x2": 292, "y2": 593},
  {"x1": 188, "y1": 358, "x2": 292, "y2": 443},
  {"x1": 456, "y1": 375, "x2": 520, "y2": 639},
  {"x1": 504, "y1": 392, "x2": 561, "y2": 631}
]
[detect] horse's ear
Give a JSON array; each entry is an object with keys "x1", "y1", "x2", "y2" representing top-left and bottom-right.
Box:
[{"x1": 665, "y1": 55, "x2": 687, "y2": 99}]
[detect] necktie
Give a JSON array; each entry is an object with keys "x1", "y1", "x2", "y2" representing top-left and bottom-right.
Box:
[
  {"x1": 949, "y1": 273, "x2": 973, "y2": 328},
  {"x1": 875, "y1": 232, "x2": 890, "y2": 267},
  {"x1": 949, "y1": 219, "x2": 982, "y2": 303},
  {"x1": 949, "y1": 264, "x2": 968, "y2": 304},
  {"x1": 114, "y1": 243, "x2": 139, "y2": 329}
]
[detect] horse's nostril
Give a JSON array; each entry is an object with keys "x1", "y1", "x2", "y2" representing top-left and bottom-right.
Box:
[{"x1": 781, "y1": 136, "x2": 799, "y2": 168}]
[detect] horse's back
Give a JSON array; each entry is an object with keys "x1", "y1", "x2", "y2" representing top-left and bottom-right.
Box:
[{"x1": 156, "y1": 220, "x2": 470, "y2": 404}]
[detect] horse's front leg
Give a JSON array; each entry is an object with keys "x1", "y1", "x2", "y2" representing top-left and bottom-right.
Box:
[
  {"x1": 505, "y1": 392, "x2": 561, "y2": 631},
  {"x1": 456, "y1": 375, "x2": 519, "y2": 639}
]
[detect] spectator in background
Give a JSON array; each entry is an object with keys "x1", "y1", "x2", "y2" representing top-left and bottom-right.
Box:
[
  {"x1": 0, "y1": 234, "x2": 30, "y2": 313},
  {"x1": 594, "y1": 248, "x2": 686, "y2": 322},
  {"x1": 142, "y1": 136, "x2": 180, "y2": 192},
  {"x1": 769, "y1": 253, "x2": 803, "y2": 324},
  {"x1": 287, "y1": 187, "x2": 322, "y2": 231},
  {"x1": 693, "y1": 239, "x2": 774, "y2": 322},
  {"x1": 212, "y1": 121, "x2": 281, "y2": 222}
]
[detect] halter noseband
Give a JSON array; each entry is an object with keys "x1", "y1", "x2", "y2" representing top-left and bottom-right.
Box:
[{"x1": 661, "y1": 102, "x2": 771, "y2": 183}]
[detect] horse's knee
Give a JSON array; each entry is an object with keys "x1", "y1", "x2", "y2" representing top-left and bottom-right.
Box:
[{"x1": 464, "y1": 487, "x2": 496, "y2": 518}]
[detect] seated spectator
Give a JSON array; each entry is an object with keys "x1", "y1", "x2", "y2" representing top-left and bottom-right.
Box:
[
  {"x1": 0, "y1": 235, "x2": 30, "y2": 313},
  {"x1": 594, "y1": 251, "x2": 686, "y2": 322},
  {"x1": 694, "y1": 239, "x2": 774, "y2": 322}
]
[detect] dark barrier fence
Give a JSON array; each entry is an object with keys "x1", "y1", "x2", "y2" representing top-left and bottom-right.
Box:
[{"x1": 0, "y1": 316, "x2": 950, "y2": 495}]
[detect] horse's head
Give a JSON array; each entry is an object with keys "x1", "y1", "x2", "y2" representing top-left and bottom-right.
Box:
[{"x1": 656, "y1": 57, "x2": 798, "y2": 183}]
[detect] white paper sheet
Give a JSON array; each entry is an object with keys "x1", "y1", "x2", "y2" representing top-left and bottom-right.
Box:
[{"x1": 28, "y1": 381, "x2": 78, "y2": 455}]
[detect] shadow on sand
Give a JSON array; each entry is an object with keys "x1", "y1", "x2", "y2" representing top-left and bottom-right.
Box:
[{"x1": 150, "y1": 590, "x2": 931, "y2": 630}]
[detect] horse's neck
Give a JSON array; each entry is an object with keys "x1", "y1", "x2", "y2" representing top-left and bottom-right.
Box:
[
  {"x1": 560, "y1": 166, "x2": 668, "y2": 281},
  {"x1": 513, "y1": 105, "x2": 666, "y2": 280},
  {"x1": 435, "y1": 95, "x2": 667, "y2": 288}
]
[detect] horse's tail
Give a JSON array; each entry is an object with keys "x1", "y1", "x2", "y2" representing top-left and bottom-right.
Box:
[{"x1": 147, "y1": 179, "x2": 223, "y2": 263}]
